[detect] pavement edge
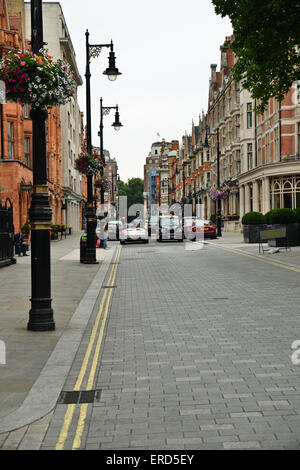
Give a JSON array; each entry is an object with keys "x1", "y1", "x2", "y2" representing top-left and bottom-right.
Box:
[{"x1": 0, "y1": 247, "x2": 116, "y2": 435}]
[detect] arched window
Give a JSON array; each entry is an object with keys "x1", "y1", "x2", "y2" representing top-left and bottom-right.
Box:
[{"x1": 283, "y1": 181, "x2": 292, "y2": 208}]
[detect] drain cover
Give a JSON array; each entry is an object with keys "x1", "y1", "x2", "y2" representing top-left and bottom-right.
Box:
[{"x1": 57, "y1": 389, "x2": 101, "y2": 404}]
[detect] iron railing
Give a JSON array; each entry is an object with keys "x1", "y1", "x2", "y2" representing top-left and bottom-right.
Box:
[{"x1": 0, "y1": 198, "x2": 15, "y2": 266}]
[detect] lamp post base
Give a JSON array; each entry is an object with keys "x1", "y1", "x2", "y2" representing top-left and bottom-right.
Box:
[{"x1": 28, "y1": 303, "x2": 55, "y2": 331}]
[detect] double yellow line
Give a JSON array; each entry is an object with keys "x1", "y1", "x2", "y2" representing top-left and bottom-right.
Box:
[{"x1": 56, "y1": 247, "x2": 121, "y2": 450}]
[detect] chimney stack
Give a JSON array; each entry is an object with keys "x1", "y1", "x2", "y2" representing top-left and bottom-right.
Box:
[{"x1": 210, "y1": 64, "x2": 217, "y2": 83}]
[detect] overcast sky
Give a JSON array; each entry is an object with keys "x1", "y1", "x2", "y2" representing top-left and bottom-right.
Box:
[{"x1": 45, "y1": 0, "x2": 232, "y2": 182}]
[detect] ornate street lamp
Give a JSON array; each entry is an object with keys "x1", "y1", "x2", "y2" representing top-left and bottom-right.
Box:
[
  {"x1": 28, "y1": 0, "x2": 55, "y2": 331},
  {"x1": 216, "y1": 128, "x2": 222, "y2": 237},
  {"x1": 203, "y1": 126, "x2": 222, "y2": 237},
  {"x1": 103, "y1": 41, "x2": 122, "y2": 81},
  {"x1": 84, "y1": 30, "x2": 121, "y2": 264},
  {"x1": 98, "y1": 97, "x2": 123, "y2": 207}
]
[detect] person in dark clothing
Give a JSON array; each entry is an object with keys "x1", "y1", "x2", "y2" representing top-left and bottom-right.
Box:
[{"x1": 13, "y1": 232, "x2": 28, "y2": 256}]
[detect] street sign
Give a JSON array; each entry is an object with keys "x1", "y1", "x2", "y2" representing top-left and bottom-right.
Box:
[
  {"x1": 259, "y1": 227, "x2": 286, "y2": 241},
  {"x1": 20, "y1": 184, "x2": 33, "y2": 191}
]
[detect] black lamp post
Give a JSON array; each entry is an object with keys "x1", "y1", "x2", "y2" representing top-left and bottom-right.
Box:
[
  {"x1": 204, "y1": 126, "x2": 222, "y2": 237},
  {"x1": 216, "y1": 128, "x2": 222, "y2": 237},
  {"x1": 98, "y1": 97, "x2": 122, "y2": 207},
  {"x1": 84, "y1": 30, "x2": 121, "y2": 264},
  {"x1": 182, "y1": 162, "x2": 186, "y2": 200},
  {"x1": 28, "y1": 0, "x2": 55, "y2": 331}
]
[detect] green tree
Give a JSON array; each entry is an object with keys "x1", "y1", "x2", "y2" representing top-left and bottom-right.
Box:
[
  {"x1": 212, "y1": 0, "x2": 300, "y2": 113},
  {"x1": 118, "y1": 177, "x2": 144, "y2": 215}
]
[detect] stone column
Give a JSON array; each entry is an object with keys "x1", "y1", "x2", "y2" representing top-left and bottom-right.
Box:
[
  {"x1": 239, "y1": 185, "x2": 245, "y2": 217},
  {"x1": 263, "y1": 176, "x2": 271, "y2": 213},
  {"x1": 244, "y1": 184, "x2": 251, "y2": 214},
  {"x1": 253, "y1": 180, "x2": 259, "y2": 212}
]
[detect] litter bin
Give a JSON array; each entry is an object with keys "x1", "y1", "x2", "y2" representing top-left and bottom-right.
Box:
[{"x1": 80, "y1": 233, "x2": 87, "y2": 263}]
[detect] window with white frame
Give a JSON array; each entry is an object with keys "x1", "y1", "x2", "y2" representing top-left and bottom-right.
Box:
[
  {"x1": 8, "y1": 122, "x2": 14, "y2": 159},
  {"x1": 297, "y1": 82, "x2": 300, "y2": 105},
  {"x1": 265, "y1": 132, "x2": 270, "y2": 162},
  {"x1": 247, "y1": 103, "x2": 253, "y2": 129},
  {"x1": 274, "y1": 127, "x2": 280, "y2": 160},
  {"x1": 23, "y1": 104, "x2": 29, "y2": 118},
  {"x1": 229, "y1": 155, "x2": 232, "y2": 177},
  {"x1": 223, "y1": 159, "x2": 227, "y2": 179},
  {"x1": 236, "y1": 149, "x2": 241, "y2": 175},
  {"x1": 272, "y1": 176, "x2": 300, "y2": 209},
  {"x1": 24, "y1": 137, "x2": 30, "y2": 167},
  {"x1": 257, "y1": 138, "x2": 262, "y2": 166},
  {"x1": 247, "y1": 143, "x2": 253, "y2": 170},
  {"x1": 235, "y1": 114, "x2": 240, "y2": 140}
]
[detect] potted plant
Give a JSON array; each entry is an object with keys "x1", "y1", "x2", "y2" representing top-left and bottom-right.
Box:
[
  {"x1": 21, "y1": 220, "x2": 30, "y2": 239},
  {"x1": 242, "y1": 211, "x2": 266, "y2": 243},
  {"x1": 0, "y1": 48, "x2": 76, "y2": 108},
  {"x1": 265, "y1": 208, "x2": 299, "y2": 246}
]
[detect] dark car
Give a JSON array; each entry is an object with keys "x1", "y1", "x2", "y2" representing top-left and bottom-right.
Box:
[
  {"x1": 158, "y1": 215, "x2": 183, "y2": 242},
  {"x1": 184, "y1": 218, "x2": 217, "y2": 240}
]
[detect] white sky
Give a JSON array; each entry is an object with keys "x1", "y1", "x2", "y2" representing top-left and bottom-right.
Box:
[{"x1": 45, "y1": 0, "x2": 232, "y2": 182}]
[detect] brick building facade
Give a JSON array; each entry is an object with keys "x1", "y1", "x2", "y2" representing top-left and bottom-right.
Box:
[
  {"x1": 147, "y1": 36, "x2": 300, "y2": 227},
  {"x1": 0, "y1": 0, "x2": 63, "y2": 234}
]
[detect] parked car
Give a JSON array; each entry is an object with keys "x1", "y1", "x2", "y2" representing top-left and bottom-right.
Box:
[
  {"x1": 120, "y1": 226, "x2": 149, "y2": 244},
  {"x1": 96, "y1": 220, "x2": 123, "y2": 244},
  {"x1": 184, "y1": 218, "x2": 217, "y2": 240},
  {"x1": 158, "y1": 215, "x2": 183, "y2": 242}
]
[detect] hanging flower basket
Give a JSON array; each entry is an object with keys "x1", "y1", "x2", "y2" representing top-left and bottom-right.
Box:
[
  {"x1": 0, "y1": 48, "x2": 76, "y2": 108},
  {"x1": 75, "y1": 153, "x2": 104, "y2": 176},
  {"x1": 209, "y1": 186, "x2": 229, "y2": 201},
  {"x1": 94, "y1": 176, "x2": 112, "y2": 191}
]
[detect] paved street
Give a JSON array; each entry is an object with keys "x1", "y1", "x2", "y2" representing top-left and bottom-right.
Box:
[
  {"x1": 1, "y1": 234, "x2": 300, "y2": 450},
  {"x1": 3, "y1": 234, "x2": 297, "y2": 451}
]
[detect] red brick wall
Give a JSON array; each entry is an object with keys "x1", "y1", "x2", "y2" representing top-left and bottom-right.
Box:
[{"x1": 0, "y1": 2, "x2": 63, "y2": 233}]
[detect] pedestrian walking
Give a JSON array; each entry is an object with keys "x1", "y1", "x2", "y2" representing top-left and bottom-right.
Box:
[
  {"x1": 13, "y1": 231, "x2": 28, "y2": 256},
  {"x1": 102, "y1": 222, "x2": 109, "y2": 250}
]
